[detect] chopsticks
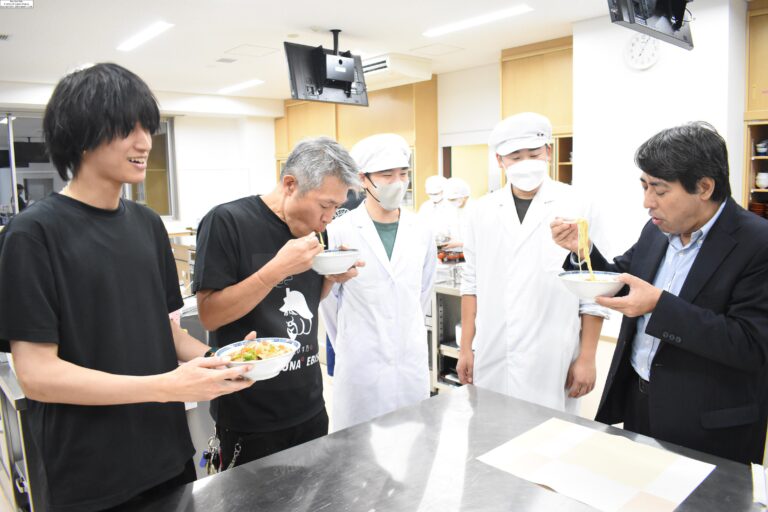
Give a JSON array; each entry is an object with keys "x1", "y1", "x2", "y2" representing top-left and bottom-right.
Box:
[{"x1": 316, "y1": 231, "x2": 325, "y2": 248}]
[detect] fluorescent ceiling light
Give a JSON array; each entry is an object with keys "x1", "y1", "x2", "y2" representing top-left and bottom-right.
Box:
[
  {"x1": 0, "y1": 116, "x2": 16, "y2": 125},
  {"x1": 423, "y1": 5, "x2": 533, "y2": 37},
  {"x1": 117, "y1": 21, "x2": 174, "y2": 52},
  {"x1": 218, "y1": 79, "x2": 265, "y2": 95}
]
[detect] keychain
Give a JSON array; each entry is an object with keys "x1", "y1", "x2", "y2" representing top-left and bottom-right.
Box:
[
  {"x1": 204, "y1": 432, "x2": 222, "y2": 475},
  {"x1": 227, "y1": 442, "x2": 242, "y2": 470}
]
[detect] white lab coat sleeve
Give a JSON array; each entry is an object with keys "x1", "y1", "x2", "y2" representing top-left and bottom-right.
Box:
[
  {"x1": 319, "y1": 219, "x2": 343, "y2": 348},
  {"x1": 460, "y1": 205, "x2": 477, "y2": 296},
  {"x1": 421, "y1": 227, "x2": 437, "y2": 315},
  {"x1": 319, "y1": 285, "x2": 341, "y2": 348},
  {"x1": 578, "y1": 299, "x2": 610, "y2": 319}
]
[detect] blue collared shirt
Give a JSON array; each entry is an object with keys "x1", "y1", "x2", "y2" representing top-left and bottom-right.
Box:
[{"x1": 631, "y1": 201, "x2": 727, "y2": 381}]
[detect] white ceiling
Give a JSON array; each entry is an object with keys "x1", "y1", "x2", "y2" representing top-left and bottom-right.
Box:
[{"x1": 0, "y1": 0, "x2": 609, "y2": 101}]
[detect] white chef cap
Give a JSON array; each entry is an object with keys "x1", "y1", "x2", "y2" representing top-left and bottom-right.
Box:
[
  {"x1": 350, "y1": 133, "x2": 411, "y2": 174},
  {"x1": 488, "y1": 112, "x2": 552, "y2": 156},
  {"x1": 425, "y1": 175, "x2": 447, "y2": 195},
  {"x1": 445, "y1": 177, "x2": 471, "y2": 200}
]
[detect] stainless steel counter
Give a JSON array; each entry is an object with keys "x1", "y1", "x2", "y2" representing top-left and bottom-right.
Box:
[{"x1": 133, "y1": 385, "x2": 760, "y2": 511}]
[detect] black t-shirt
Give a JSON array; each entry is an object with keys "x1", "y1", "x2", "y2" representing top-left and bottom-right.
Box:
[
  {"x1": 193, "y1": 196, "x2": 324, "y2": 432},
  {"x1": 0, "y1": 194, "x2": 192, "y2": 512},
  {"x1": 513, "y1": 194, "x2": 533, "y2": 222}
]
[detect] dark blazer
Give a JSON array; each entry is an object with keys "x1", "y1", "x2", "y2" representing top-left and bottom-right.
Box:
[{"x1": 575, "y1": 198, "x2": 768, "y2": 464}]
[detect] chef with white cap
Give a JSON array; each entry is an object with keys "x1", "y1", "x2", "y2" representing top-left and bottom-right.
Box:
[
  {"x1": 320, "y1": 133, "x2": 436, "y2": 431},
  {"x1": 456, "y1": 112, "x2": 607, "y2": 414},
  {"x1": 442, "y1": 177, "x2": 473, "y2": 249},
  {"x1": 418, "y1": 174, "x2": 450, "y2": 244}
]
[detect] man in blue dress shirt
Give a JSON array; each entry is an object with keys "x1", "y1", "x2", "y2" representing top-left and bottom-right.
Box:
[{"x1": 551, "y1": 122, "x2": 768, "y2": 464}]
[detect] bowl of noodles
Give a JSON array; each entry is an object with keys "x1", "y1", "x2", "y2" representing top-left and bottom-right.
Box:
[
  {"x1": 558, "y1": 271, "x2": 623, "y2": 300},
  {"x1": 215, "y1": 338, "x2": 300, "y2": 381}
]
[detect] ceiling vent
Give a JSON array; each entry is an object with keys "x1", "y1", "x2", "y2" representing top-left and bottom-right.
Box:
[
  {"x1": 0, "y1": 34, "x2": 10, "y2": 41},
  {"x1": 361, "y1": 53, "x2": 432, "y2": 91}
]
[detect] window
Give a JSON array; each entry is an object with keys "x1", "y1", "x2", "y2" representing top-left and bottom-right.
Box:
[{"x1": 124, "y1": 118, "x2": 178, "y2": 217}]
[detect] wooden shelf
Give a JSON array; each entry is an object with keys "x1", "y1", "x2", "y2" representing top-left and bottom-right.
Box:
[
  {"x1": 753, "y1": 156, "x2": 768, "y2": 160},
  {"x1": 751, "y1": 189, "x2": 768, "y2": 193},
  {"x1": 558, "y1": 162, "x2": 573, "y2": 166}
]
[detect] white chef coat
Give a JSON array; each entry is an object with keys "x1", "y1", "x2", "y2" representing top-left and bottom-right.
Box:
[
  {"x1": 321, "y1": 204, "x2": 437, "y2": 431},
  {"x1": 460, "y1": 178, "x2": 607, "y2": 413}
]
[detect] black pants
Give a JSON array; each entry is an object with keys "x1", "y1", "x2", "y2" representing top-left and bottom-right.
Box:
[
  {"x1": 623, "y1": 374, "x2": 652, "y2": 437},
  {"x1": 102, "y1": 459, "x2": 196, "y2": 511},
  {"x1": 218, "y1": 409, "x2": 329, "y2": 469}
]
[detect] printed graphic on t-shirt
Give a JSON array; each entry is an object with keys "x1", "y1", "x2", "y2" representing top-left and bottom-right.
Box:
[
  {"x1": 333, "y1": 207, "x2": 350, "y2": 219},
  {"x1": 279, "y1": 288, "x2": 313, "y2": 340}
]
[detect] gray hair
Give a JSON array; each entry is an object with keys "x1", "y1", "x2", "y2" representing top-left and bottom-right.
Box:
[{"x1": 282, "y1": 137, "x2": 360, "y2": 194}]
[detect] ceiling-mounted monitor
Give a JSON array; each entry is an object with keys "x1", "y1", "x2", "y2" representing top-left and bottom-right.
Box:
[
  {"x1": 284, "y1": 30, "x2": 368, "y2": 107},
  {"x1": 607, "y1": 0, "x2": 694, "y2": 50}
]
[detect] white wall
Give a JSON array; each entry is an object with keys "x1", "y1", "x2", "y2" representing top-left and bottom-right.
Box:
[
  {"x1": 437, "y1": 64, "x2": 503, "y2": 191},
  {"x1": 572, "y1": 1, "x2": 747, "y2": 338},
  {"x1": 172, "y1": 116, "x2": 276, "y2": 227},
  {"x1": 0, "y1": 81, "x2": 284, "y2": 119}
]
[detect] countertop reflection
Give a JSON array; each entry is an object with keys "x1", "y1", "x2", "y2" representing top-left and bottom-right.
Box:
[{"x1": 135, "y1": 386, "x2": 759, "y2": 511}]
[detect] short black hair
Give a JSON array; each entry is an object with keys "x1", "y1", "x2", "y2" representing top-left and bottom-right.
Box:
[
  {"x1": 635, "y1": 121, "x2": 730, "y2": 202},
  {"x1": 16, "y1": 184, "x2": 23, "y2": 191},
  {"x1": 43, "y1": 63, "x2": 160, "y2": 181}
]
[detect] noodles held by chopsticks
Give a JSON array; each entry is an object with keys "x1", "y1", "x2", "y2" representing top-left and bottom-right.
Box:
[{"x1": 575, "y1": 219, "x2": 596, "y2": 281}]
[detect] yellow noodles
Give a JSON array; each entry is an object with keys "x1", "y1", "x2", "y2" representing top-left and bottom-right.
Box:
[{"x1": 575, "y1": 218, "x2": 596, "y2": 281}]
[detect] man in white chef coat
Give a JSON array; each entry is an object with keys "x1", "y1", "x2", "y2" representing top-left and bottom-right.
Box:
[
  {"x1": 441, "y1": 176, "x2": 473, "y2": 250},
  {"x1": 321, "y1": 133, "x2": 436, "y2": 431},
  {"x1": 456, "y1": 112, "x2": 607, "y2": 413},
  {"x1": 418, "y1": 175, "x2": 449, "y2": 240}
]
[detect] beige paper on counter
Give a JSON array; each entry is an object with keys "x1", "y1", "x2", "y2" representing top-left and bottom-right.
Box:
[{"x1": 477, "y1": 418, "x2": 715, "y2": 512}]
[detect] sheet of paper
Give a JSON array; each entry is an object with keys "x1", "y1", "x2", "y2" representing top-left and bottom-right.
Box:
[
  {"x1": 751, "y1": 463, "x2": 768, "y2": 505},
  {"x1": 477, "y1": 418, "x2": 715, "y2": 512}
]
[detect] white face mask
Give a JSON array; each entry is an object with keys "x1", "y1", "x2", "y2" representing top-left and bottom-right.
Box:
[
  {"x1": 447, "y1": 198, "x2": 463, "y2": 208},
  {"x1": 428, "y1": 192, "x2": 443, "y2": 204},
  {"x1": 367, "y1": 176, "x2": 409, "y2": 211},
  {"x1": 504, "y1": 158, "x2": 548, "y2": 192}
]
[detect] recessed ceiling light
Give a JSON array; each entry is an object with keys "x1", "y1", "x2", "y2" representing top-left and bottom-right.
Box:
[
  {"x1": 423, "y1": 4, "x2": 533, "y2": 38},
  {"x1": 117, "y1": 21, "x2": 174, "y2": 52},
  {"x1": 217, "y1": 79, "x2": 265, "y2": 95}
]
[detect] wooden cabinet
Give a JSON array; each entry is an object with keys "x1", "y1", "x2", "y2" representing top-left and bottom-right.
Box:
[
  {"x1": 274, "y1": 77, "x2": 438, "y2": 208},
  {"x1": 743, "y1": 121, "x2": 768, "y2": 217},
  {"x1": 552, "y1": 135, "x2": 573, "y2": 185},
  {"x1": 501, "y1": 37, "x2": 573, "y2": 134},
  {"x1": 747, "y1": 3, "x2": 768, "y2": 119},
  {"x1": 744, "y1": 2, "x2": 768, "y2": 210}
]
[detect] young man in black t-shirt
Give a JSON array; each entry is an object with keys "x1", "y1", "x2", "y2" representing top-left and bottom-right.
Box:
[
  {"x1": 0, "y1": 64, "x2": 256, "y2": 512},
  {"x1": 194, "y1": 136, "x2": 362, "y2": 468}
]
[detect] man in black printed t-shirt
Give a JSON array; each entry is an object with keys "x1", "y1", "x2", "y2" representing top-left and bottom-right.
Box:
[
  {"x1": 0, "y1": 64, "x2": 257, "y2": 512},
  {"x1": 194, "y1": 136, "x2": 362, "y2": 468}
]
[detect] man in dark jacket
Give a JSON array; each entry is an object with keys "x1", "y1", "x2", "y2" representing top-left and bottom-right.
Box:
[{"x1": 552, "y1": 122, "x2": 768, "y2": 464}]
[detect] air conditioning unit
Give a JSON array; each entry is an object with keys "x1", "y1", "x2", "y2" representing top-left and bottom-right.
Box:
[{"x1": 361, "y1": 53, "x2": 432, "y2": 91}]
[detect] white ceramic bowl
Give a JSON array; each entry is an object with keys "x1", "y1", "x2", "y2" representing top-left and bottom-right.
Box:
[
  {"x1": 311, "y1": 249, "x2": 359, "y2": 275},
  {"x1": 558, "y1": 271, "x2": 623, "y2": 300},
  {"x1": 215, "y1": 338, "x2": 300, "y2": 381}
]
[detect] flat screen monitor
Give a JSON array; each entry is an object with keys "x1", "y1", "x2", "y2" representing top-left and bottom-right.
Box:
[
  {"x1": 284, "y1": 42, "x2": 368, "y2": 106},
  {"x1": 608, "y1": 0, "x2": 693, "y2": 50}
]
